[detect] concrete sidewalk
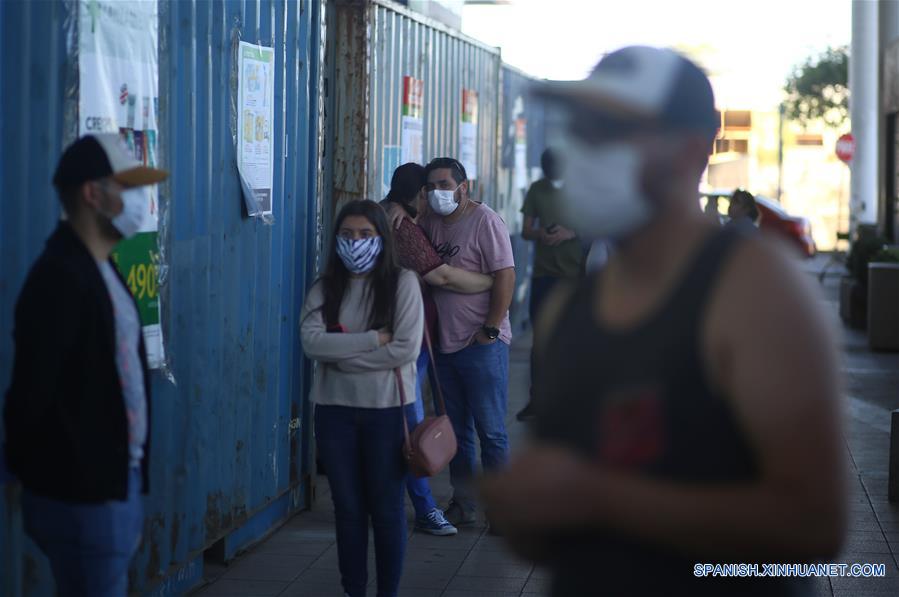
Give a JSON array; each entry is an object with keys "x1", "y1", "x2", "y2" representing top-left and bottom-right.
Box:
[{"x1": 192, "y1": 258, "x2": 899, "y2": 597}]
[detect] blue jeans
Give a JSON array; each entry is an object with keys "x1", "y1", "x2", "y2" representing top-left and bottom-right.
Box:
[
  {"x1": 22, "y1": 467, "x2": 144, "y2": 597},
  {"x1": 405, "y1": 349, "x2": 438, "y2": 518},
  {"x1": 315, "y1": 404, "x2": 409, "y2": 597},
  {"x1": 436, "y1": 340, "x2": 510, "y2": 510}
]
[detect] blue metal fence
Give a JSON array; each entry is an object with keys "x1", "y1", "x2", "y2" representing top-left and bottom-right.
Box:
[{"x1": 0, "y1": 1, "x2": 323, "y2": 594}]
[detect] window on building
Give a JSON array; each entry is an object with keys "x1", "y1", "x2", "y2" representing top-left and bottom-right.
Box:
[
  {"x1": 723, "y1": 110, "x2": 752, "y2": 130},
  {"x1": 714, "y1": 138, "x2": 749, "y2": 154},
  {"x1": 795, "y1": 134, "x2": 823, "y2": 146}
]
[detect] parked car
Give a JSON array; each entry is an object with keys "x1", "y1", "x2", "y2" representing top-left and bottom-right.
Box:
[{"x1": 700, "y1": 190, "x2": 817, "y2": 258}]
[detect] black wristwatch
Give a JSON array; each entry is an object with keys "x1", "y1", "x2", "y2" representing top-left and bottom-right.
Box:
[{"x1": 482, "y1": 325, "x2": 500, "y2": 340}]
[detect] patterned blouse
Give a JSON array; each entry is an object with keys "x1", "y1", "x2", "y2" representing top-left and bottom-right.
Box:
[{"x1": 393, "y1": 217, "x2": 442, "y2": 349}]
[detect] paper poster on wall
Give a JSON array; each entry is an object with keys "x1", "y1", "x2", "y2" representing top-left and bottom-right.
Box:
[
  {"x1": 514, "y1": 117, "x2": 528, "y2": 192},
  {"x1": 401, "y1": 76, "x2": 424, "y2": 165},
  {"x1": 237, "y1": 41, "x2": 275, "y2": 219},
  {"x1": 460, "y1": 89, "x2": 478, "y2": 180},
  {"x1": 79, "y1": 0, "x2": 165, "y2": 368}
]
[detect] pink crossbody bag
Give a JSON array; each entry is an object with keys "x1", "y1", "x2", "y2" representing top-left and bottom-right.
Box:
[{"x1": 395, "y1": 324, "x2": 457, "y2": 478}]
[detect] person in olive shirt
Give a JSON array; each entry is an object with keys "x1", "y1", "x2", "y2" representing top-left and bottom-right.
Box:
[{"x1": 517, "y1": 148, "x2": 585, "y2": 421}]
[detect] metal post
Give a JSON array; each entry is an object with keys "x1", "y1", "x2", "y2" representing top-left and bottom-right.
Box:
[{"x1": 850, "y1": 0, "x2": 880, "y2": 235}]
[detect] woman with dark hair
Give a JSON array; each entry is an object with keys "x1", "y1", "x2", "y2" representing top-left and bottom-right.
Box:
[
  {"x1": 381, "y1": 163, "x2": 494, "y2": 536},
  {"x1": 300, "y1": 199, "x2": 423, "y2": 597}
]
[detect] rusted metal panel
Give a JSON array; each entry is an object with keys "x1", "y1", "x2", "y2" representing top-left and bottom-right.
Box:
[{"x1": 328, "y1": 0, "x2": 372, "y2": 218}]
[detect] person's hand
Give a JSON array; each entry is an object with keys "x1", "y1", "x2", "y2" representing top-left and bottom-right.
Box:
[
  {"x1": 481, "y1": 444, "x2": 600, "y2": 534},
  {"x1": 554, "y1": 226, "x2": 576, "y2": 242},
  {"x1": 386, "y1": 203, "x2": 408, "y2": 230},
  {"x1": 544, "y1": 226, "x2": 575, "y2": 246},
  {"x1": 378, "y1": 330, "x2": 393, "y2": 346},
  {"x1": 473, "y1": 329, "x2": 497, "y2": 345}
]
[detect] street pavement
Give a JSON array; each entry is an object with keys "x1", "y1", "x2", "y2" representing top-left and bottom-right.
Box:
[{"x1": 192, "y1": 253, "x2": 899, "y2": 597}]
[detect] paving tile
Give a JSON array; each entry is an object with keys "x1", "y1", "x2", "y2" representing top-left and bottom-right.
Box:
[
  {"x1": 831, "y1": 575, "x2": 899, "y2": 594},
  {"x1": 809, "y1": 575, "x2": 833, "y2": 597},
  {"x1": 443, "y1": 589, "x2": 521, "y2": 597},
  {"x1": 292, "y1": 567, "x2": 343, "y2": 587},
  {"x1": 221, "y1": 553, "x2": 314, "y2": 582},
  {"x1": 445, "y1": 574, "x2": 527, "y2": 593},
  {"x1": 277, "y1": 579, "x2": 344, "y2": 597},
  {"x1": 833, "y1": 554, "x2": 899, "y2": 572},
  {"x1": 254, "y1": 540, "x2": 333, "y2": 557},
  {"x1": 271, "y1": 528, "x2": 337, "y2": 543},
  {"x1": 875, "y1": 521, "x2": 899, "y2": 533},
  {"x1": 400, "y1": 559, "x2": 462, "y2": 578},
  {"x1": 840, "y1": 538, "x2": 894, "y2": 554},
  {"x1": 394, "y1": 569, "x2": 454, "y2": 590},
  {"x1": 471, "y1": 535, "x2": 515, "y2": 552},
  {"x1": 455, "y1": 558, "x2": 532, "y2": 579},
  {"x1": 403, "y1": 547, "x2": 468, "y2": 564},
  {"x1": 848, "y1": 520, "x2": 885, "y2": 533},
  {"x1": 463, "y1": 548, "x2": 530, "y2": 565},
  {"x1": 191, "y1": 579, "x2": 288, "y2": 596},
  {"x1": 407, "y1": 531, "x2": 480, "y2": 551}
]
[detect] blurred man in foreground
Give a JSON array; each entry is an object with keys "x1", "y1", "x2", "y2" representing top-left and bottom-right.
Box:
[
  {"x1": 482, "y1": 46, "x2": 845, "y2": 596},
  {"x1": 4, "y1": 134, "x2": 166, "y2": 596}
]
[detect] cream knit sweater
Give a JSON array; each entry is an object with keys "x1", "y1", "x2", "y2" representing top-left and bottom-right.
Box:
[{"x1": 300, "y1": 269, "x2": 423, "y2": 408}]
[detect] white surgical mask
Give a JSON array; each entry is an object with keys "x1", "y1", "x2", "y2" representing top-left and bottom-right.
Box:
[
  {"x1": 427, "y1": 184, "x2": 461, "y2": 216},
  {"x1": 110, "y1": 187, "x2": 148, "y2": 239},
  {"x1": 561, "y1": 139, "x2": 652, "y2": 240}
]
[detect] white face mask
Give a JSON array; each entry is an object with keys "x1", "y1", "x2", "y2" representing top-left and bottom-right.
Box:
[
  {"x1": 111, "y1": 187, "x2": 148, "y2": 239},
  {"x1": 561, "y1": 139, "x2": 652, "y2": 240},
  {"x1": 427, "y1": 183, "x2": 462, "y2": 216}
]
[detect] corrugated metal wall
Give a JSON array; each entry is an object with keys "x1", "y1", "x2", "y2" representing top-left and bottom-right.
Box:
[
  {"x1": 327, "y1": 0, "x2": 500, "y2": 213},
  {"x1": 0, "y1": 1, "x2": 70, "y2": 594},
  {"x1": 368, "y1": 0, "x2": 500, "y2": 205},
  {"x1": 497, "y1": 64, "x2": 547, "y2": 335},
  {"x1": 0, "y1": 1, "x2": 324, "y2": 594}
]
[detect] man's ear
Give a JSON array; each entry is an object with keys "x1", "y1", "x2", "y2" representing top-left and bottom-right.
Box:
[
  {"x1": 80, "y1": 181, "x2": 102, "y2": 210},
  {"x1": 460, "y1": 180, "x2": 469, "y2": 199}
]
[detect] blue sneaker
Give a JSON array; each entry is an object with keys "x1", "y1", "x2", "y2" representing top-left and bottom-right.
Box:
[{"x1": 415, "y1": 508, "x2": 458, "y2": 536}]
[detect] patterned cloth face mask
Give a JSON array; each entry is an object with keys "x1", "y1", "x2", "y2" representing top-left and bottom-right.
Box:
[{"x1": 336, "y1": 236, "x2": 383, "y2": 274}]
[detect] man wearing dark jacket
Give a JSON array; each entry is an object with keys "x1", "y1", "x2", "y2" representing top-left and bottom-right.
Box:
[{"x1": 4, "y1": 134, "x2": 167, "y2": 596}]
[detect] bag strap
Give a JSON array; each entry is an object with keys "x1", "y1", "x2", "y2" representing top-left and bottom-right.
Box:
[
  {"x1": 395, "y1": 368, "x2": 412, "y2": 452},
  {"x1": 422, "y1": 323, "x2": 448, "y2": 417}
]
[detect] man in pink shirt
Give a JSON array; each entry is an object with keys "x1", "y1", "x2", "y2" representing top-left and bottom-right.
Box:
[{"x1": 418, "y1": 157, "x2": 516, "y2": 527}]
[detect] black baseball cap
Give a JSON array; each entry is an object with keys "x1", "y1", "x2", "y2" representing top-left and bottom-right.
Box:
[{"x1": 52, "y1": 133, "x2": 168, "y2": 190}]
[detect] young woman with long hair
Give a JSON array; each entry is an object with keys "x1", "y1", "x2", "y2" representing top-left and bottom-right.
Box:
[{"x1": 300, "y1": 199, "x2": 423, "y2": 597}]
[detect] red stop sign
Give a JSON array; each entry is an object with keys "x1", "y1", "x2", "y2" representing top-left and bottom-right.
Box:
[{"x1": 836, "y1": 133, "x2": 855, "y2": 163}]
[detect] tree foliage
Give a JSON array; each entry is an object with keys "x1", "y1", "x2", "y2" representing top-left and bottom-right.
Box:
[{"x1": 783, "y1": 46, "x2": 849, "y2": 128}]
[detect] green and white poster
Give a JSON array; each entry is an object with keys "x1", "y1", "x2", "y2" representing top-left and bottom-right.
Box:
[
  {"x1": 236, "y1": 41, "x2": 276, "y2": 219},
  {"x1": 79, "y1": 0, "x2": 164, "y2": 368}
]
